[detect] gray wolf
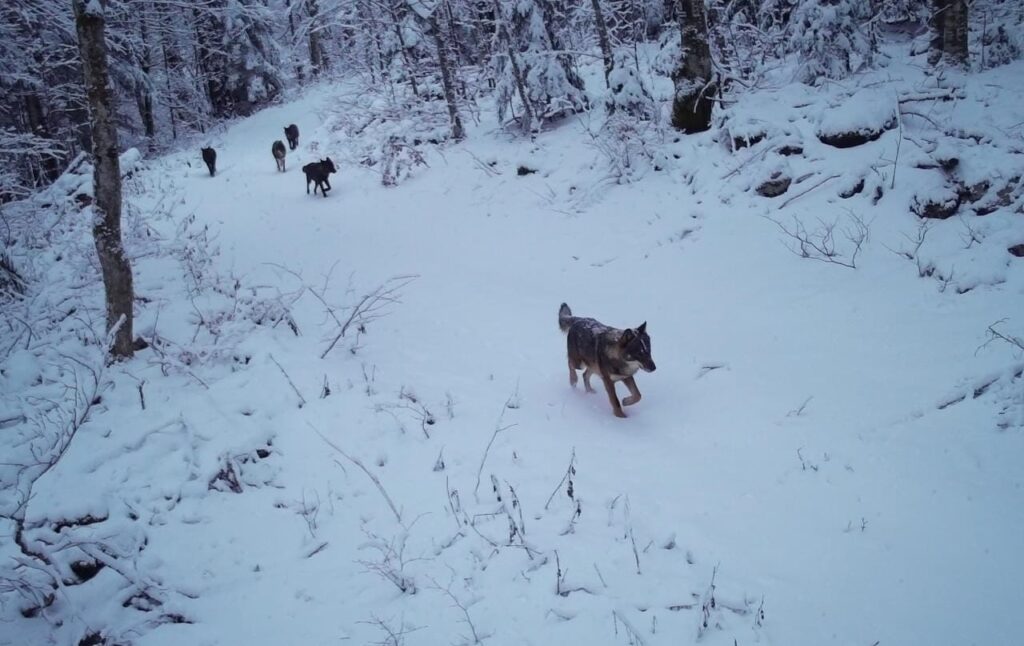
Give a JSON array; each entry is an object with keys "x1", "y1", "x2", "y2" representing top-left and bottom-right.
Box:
[
  {"x1": 284, "y1": 124, "x2": 299, "y2": 150},
  {"x1": 201, "y1": 147, "x2": 216, "y2": 176},
  {"x1": 272, "y1": 140, "x2": 286, "y2": 172},
  {"x1": 558, "y1": 303, "x2": 656, "y2": 418},
  {"x1": 302, "y1": 158, "x2": 337, "y2": 197}
]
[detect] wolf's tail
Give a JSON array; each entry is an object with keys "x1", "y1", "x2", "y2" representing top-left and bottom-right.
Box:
[{"x1": 558, "y1": 303, "x2": 573, "y2": 333}]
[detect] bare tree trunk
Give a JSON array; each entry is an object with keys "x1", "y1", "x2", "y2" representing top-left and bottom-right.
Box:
[
  {"x1": 388, "y1": 1, "x2": 419, "y2": 97},
  {"x1": 943, "y1": 0, "x2": 969, "y2": 66},
  {"x1": 507, "y1": 45, "x2": 534, "y2": 133},
  {"x1": 159, "y1": 26, "x2": 179, "y2": 139},
  {"x1": 590, "y1": 0, "x2": 614, "y2": 86},
  {"x1": 930, "y1": 0, "x2": 969, "y2": 67},
  {"x1": 492, "y1": 0, "x2": 534, "y2": 133},
  {"x1": 308, "y1": 0, "x2": 325, "y2": 76},
  {"x1": 136, "y1": 8, "x2": 157, "y2": 147},
  {"x1": 671, "y1": 0, "x2": 717, "y2": 134},
  {"x1": 73, "y1": 0, "x2": 135, "y2": 359},
  {"x1": 430, "y1": 7, "x2": 465, "y2": 140}
]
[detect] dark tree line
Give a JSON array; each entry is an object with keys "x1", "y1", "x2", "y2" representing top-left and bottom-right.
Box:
[{"x1": 0, "y1": 0, "x2": 1015, "y2": 204}]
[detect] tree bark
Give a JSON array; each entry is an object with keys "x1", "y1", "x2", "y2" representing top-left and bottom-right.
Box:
[
  {"x1": 286, "y1": 0, "x2": 305, "y2": 82},
  {"x1": 159, "y1": 25, "x2": 179, "y2": 140},
  {"x1": 507, "y1": 45, "x2": 534, "y2": 133},
  {"x1": 930, "y1": 0, "x2": 969, "y2": 67},
  {"x1": 590, "y1": 0, "x2": 614, "y2": 87},
  {"x1": 492, "y1": 0, "x2": 534, "y2": 133},
  {"x1": 73, "y1": 0, "x2": 135, "y2": 359},
  {"x1": 136, "y1": 8, "x2": 157, "y2": 146},
  {"x1": 671, "y1": 0, "x2": 717, "y2": 134},
  {"x1": 308, "y1": 0, "x2": 325, "y2": 76},
  {"x1": 430, "y1": 8, "x2": 465, "y2": 140},
  {"x1": 388, "y1": 0, "x2": 419, "y2": 97}
]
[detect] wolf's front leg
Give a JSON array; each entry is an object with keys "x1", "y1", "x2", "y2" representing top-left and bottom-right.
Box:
[
  {"x1": 622, "y1": 376, "x2": 642, "y2": 406},
  {"x1": 601, "y1": 374, "x2": 626, "y2": 418}
]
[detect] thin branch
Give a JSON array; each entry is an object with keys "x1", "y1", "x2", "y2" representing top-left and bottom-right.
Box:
[
  {"x1": 473, "y1": 400, "x2": 517, "y2": 503},
  {"x1": 321, "y1": 275, "x2": 418, "y2": 359},
  {"x1": 544, "y1": 448, "x2": 576, "y2": 510},
  {"x1": 311, "y1": 423, "x2": 402, "y2": 523},
  {"x1": 269, "y1": 353, "x2": 306, "y2": 408},
  {"x1": 777, "y1": 174, "x2": 841, "y2": 210}
]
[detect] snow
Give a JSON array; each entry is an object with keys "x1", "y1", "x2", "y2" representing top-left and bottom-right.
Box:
[
  {"x1": 816, "y1": 88, "x2": 897, "y2": 140},
  {"x1": 3, "y1": 48, "x2": 1024, "y2": 646}
]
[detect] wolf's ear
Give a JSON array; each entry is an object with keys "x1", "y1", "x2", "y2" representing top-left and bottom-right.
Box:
[
  {"x1": 637, "y1": 322, "x2": 647, "y2": 334},
  {"x1": 620, "y1": 329, "x2": 635, "y2": 346}
]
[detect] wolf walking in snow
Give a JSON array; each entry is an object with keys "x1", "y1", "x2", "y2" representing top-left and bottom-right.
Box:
[
  {"x1": 559, "y1": 303, "x2": 656, "y2": 418},
  {"x1": 303, "y1": 157, "x2": 337, "y2": 197},
  {"x1": 201, "y1": 147, "x2": 217, "y2": 177},
  {"x1": 272, "y1": 140, "x2": 286, "y2": 172},
  {"x1": 284, "y1": 124, "x2": 299, "y2": 150}
]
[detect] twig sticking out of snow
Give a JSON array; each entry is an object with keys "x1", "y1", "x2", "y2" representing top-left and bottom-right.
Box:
[
  {"x1": 320, "y1": 275, "x2": 418, "y2": 359},
  {"x1": 472, "y1": 399, "x2": 517, "y2": 503},
  {"x1": 763, "y1": 211, "x2": 869, "y2": 269},
  {"x1": 269, "y1": 354, "x2": 306, "y2": 408},
  {"x1": 543, "y1": 448, "x2": 577, "y2": 510},
  {"x1": 428, "y1": 573, "x2": 488, "y2": 644},
  {"x1": 311, "y1": 423, "x2": 402, "y2": 523},
  {"x1": 981, "y1": 320, "x2": 1024, "y2": 353},
  {"x1": 612, "y1": 609, "x2": 648, "y2": 646}
]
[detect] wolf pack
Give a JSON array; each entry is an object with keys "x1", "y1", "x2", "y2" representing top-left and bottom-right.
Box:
[
  {"x1": 200, "y1": 123, "x2": 337, "y2": 197},
  {"x1": 200, "y1": 128, "x2": 658, "y2": 419}
]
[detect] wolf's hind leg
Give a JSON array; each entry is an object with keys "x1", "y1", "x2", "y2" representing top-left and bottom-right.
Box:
[{"x1": 581, "y1": 367, "x2": 597, "y2": 393}]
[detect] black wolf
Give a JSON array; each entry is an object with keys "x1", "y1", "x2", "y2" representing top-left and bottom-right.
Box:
[
  {"x1": 272, "y1": 140, "x2": 286, "y2": 172},
  {"x1": 284, "y1": 124, "x2": 299, "y2": 150},
  {"x1": 201, "y1": 147, "x2": 216, "y2": 177},
  {"x1": 559, "y1": 303, "x2": 656, "y2": 418},
  {"x1": 302, "y1": 157, "x2": 337, "y2": 197}
]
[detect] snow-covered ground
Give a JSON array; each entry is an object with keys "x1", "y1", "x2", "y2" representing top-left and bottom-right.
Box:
[{"x1": 3, "y1": 55, "x2": 1024, "y2": 646}]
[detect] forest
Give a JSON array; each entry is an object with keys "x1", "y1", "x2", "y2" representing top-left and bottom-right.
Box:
[{"x1": 2, "y1": 2, "x2": 1023, "y2": 646}]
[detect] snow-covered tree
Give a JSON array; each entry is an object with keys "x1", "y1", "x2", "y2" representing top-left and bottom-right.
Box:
[
  {"x1": 492, "y1": 0, "x2": 588, "y2": 129},
  {"x1": 606, "y1": 49, "x2": 654, "y2": 118},
  {"x1": 789, "y1": 0, "x2": 878, "y2": 84},
  {"x1": 193, "y1": 0, "x2": 284, "y2": 117},
  {"x1": 415, "y1": 1, "x2": 466, "y2": 139},
  {"x1": 976, "y1": 0, "x2": 1022, "y2": 69},
  {"x1": 877, "y1": 0, "x2": 928, "y2": 23}
]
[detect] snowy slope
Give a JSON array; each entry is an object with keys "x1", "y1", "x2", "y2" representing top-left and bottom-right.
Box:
[{"x1": 3, "y1": 58, "x2": 1024, "y2": 646}]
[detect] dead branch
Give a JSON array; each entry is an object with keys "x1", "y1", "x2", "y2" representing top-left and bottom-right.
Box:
[
  {"x1": 980, "y1": 319, "x2": 1024, "y2": 353},
  {"x1": 777, "y1": 174, "x2": 841, "y2": 210},
  {"x1": 612, "y1": 609, "x2": 648, "y2": 646},
  {"x1": 321, "y1": 275, "x2": 418, "y2": 359},
  {"x1": 898, "y1": 89, "x2": 965, "y2": 103},
  {"x1": 473, "y1": 400, "x2": 517, "y2": 503},
  {"x1": 269, "y1": 353, "x2": 306, "y2": 408},
  {"x1": 764, "y1": 211, "x2": 868, "y2": 269},
  {"x1": 428, "y1": 573, "x2": 487, "y2": 644},
  {"x1": 312, "y1": 423, "x2": 402, "y2": 523},
  {"x1": 543, "y1": 448, "x2": 577, "y2": 510}
]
